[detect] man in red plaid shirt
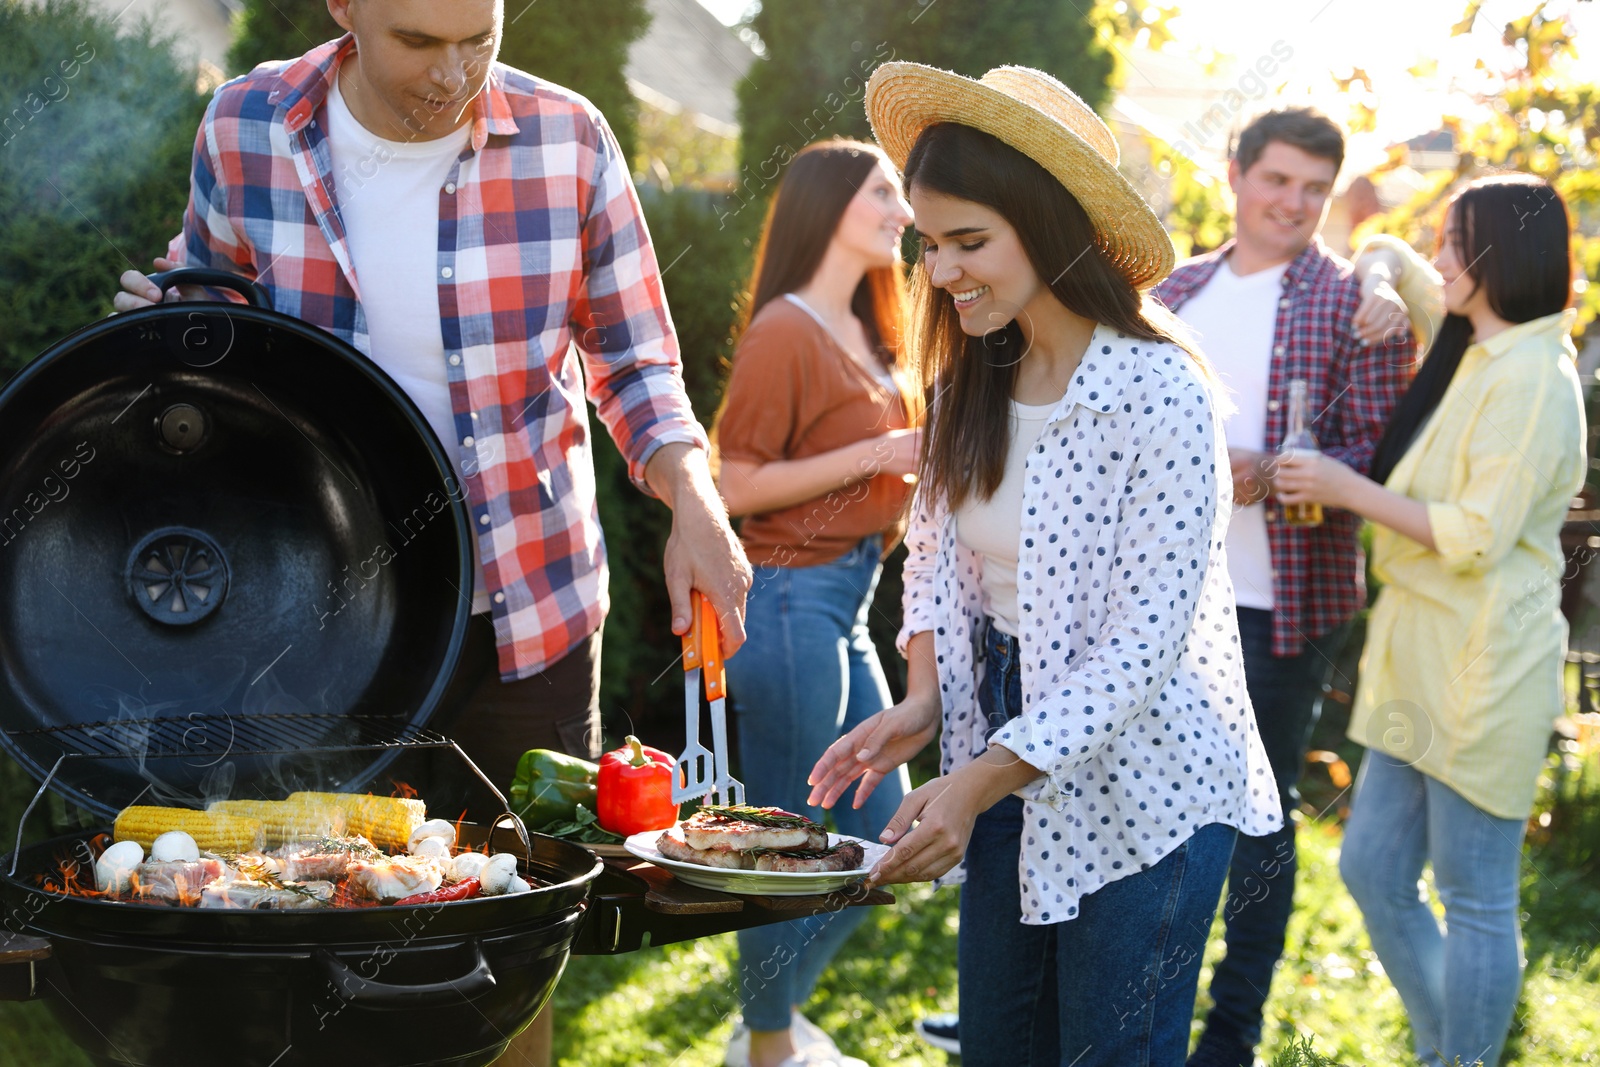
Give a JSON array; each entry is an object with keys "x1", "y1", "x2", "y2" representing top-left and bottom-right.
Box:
[
  {"x1": 115, "y1": 4, "x2": 749, "y2": 1059},
  {"x1": 1154, "y1": 109, "x2": 1416, "y2": 1067}
]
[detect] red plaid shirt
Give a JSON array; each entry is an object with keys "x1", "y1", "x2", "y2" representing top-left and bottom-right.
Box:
[
  {"x1": 1155, "y1": 239, "x2": 1416, "y2": 656},
  {"x1": 170, "y1": 37, "x2": 707, "y2": 678}
]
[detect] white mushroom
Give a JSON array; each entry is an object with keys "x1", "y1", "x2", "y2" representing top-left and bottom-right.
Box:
[
  {"x1": 451, "y1": 852, "x2": 490, "y2": 881},
  {"x1": 150, "y1": 831, "x2": 200, "y2": 862},
  {"x1": 410, "y1": 836, "x2": 451, "y2": 863},
  {"x1": 407, "y1": 819, "x2": 457, "y2": 853},
  {"x1": 503, "y1": 875, "x2": 532, "y2": 895},
  {"x1": 94, "y1": 840, "x2": 144, "y2": 894},
  {"x1": 478, "y1": 852, "x2": 520, "y2": 896}
]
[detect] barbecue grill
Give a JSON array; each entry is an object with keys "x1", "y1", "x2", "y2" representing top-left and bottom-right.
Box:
[{"x1": 0, "y1": 271, "x2": 887, "y2": 1067}]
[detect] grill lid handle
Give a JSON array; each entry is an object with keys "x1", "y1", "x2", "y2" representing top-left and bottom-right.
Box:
[
  {"x1": 316, "y1": 939, "x2": 495, "y2": 1009},
  {"x1": 146, "y1": 268, "x2": 272, "y2": 309}
]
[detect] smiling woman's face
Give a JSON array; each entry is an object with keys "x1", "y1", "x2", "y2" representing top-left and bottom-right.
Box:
[
  {"x1": 910, "y1": 185, "x2": 1048, "y2": 339},
  {"x1": 331, "y1": 0, "x2": 502, "y2": 142},
  {"x1": 1433, "y1": 205, "x2": 1490, "y2": 319}
]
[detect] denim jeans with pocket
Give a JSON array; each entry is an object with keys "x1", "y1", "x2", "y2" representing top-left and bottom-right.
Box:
[
  {"x1": 1340, "y1": 750, "x2": 1527, "y2": 1067},
  {"x1": 727, "y1": 534, "x2": 909, "y2": 1032},
  {"x1": 959, "y1": 617, "x2": 1237, "y2": 1066}
]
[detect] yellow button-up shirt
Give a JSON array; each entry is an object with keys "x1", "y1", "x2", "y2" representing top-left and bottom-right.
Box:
[{"x1": 1351, "y1": 306, "x2": 1585, "y2": 819}]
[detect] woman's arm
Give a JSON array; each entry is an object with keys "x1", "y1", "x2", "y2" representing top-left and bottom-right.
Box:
[
  {"x1": 717, "y1": 427, "x2": 918, "y2": 516},
  {"x1": 806, "y1": 630, "x2": 942, "y2": 811},
  {"x1": 1353, "y1": 233, "x2": 1445, "y2": 351},
  {"x1": 808, "y1": 491, "x2": 945, "y2": 810},
  {"x1": 1274, "y1": 452, "x2": 1437, "y2": 551}
]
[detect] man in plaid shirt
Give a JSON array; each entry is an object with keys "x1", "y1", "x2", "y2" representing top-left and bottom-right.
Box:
[
  {"x1": 1154, "y1": 109, "x2": 1416, "y2": 1067},
  {"x1": 115, "y1": 4, "x2": 749, "y2": 1058}
]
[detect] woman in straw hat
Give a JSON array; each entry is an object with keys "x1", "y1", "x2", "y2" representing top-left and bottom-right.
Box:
[{"x1": 807, "y1": 63, "x2": 1282, "y2": 1066}]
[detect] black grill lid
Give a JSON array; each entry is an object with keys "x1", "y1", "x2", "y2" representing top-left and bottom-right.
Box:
[{"x1": 0, "y1": 270, "x2": 473, "y2": 818}]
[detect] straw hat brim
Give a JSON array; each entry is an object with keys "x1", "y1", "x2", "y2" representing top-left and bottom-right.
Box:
[{"x1": 866, "y1": 62, "x2": 1175, "y2": 290}]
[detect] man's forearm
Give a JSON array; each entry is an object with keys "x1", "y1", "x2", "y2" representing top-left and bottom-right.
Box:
[{"x1": 643, "y1": 441, "x2": 717, "y2": 512}]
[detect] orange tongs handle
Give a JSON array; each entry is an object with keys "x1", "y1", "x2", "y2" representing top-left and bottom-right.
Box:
[{"x1": 680, "y1": 590, "x2": 725, "y2": 702}]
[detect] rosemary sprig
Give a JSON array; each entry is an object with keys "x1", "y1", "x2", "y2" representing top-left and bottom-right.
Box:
[
  {"x1": 227, "y1": 855, "x2": 329, "y2": 904},
  {"x1": 696, "y1": 805, "x2": 819, "y2": 830}
]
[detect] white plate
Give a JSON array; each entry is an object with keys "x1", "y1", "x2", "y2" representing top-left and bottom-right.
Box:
[{"x1": 623, "y1": 829, "x2": 887, "y2": 896}]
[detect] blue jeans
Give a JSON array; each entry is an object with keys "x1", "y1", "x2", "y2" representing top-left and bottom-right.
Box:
[
  {"x1": 1199, "y1": 608, "x2": 1350, "y2": 1052},
  {"x1": 728, "y1": 535, "x2": 909, "y2": 1032},
  {"x1": 960, "y1": 619, "x2": 1237, "y2": 1067},
  {"x1": 1340, "y1": 751, "x2": 1527, "y2": 1067}
]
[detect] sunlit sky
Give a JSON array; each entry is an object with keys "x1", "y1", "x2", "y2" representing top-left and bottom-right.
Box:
[{"x1": 695, "y1": 0, "x2": 1596, "y2": 168}]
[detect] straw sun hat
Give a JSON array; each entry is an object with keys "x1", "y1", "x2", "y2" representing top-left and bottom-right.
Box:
[{"x1": 866, "y1": 62, "x2": 1175, "y2": 290}]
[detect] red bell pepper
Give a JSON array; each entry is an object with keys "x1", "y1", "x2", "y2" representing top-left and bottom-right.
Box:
[
  {"x1": 395, "y1": 877, "x2": 481, "y2": 907},
  {"x1": 596, "y1": 735, "x2": 680, "y2": 835}
]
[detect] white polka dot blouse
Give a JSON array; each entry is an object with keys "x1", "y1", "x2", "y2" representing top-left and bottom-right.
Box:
[{"x1": 899, "y1": 325, "x2": 1284, "y2": 924}]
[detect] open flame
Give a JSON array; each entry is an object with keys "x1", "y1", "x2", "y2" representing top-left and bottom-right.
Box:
[{"x1": 39, "y1": 855, "x2": 107, "y2": 899}]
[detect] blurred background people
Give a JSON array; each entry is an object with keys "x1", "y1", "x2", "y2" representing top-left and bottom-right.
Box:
[
  {"x1": 1153, "y1": 107, "x2": 1417, "y2": 1067},
  {"x1": 1275, "y1": 174, "x2": 1584, "y2": 1067},
  {"x1": 712, "y1": 137, "x2": 920, "y2": 1067}
]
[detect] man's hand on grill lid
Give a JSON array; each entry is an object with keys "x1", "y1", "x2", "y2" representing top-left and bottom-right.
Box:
[{"x1": 112, "y1": 256, "x2": 196, "y2": 312}]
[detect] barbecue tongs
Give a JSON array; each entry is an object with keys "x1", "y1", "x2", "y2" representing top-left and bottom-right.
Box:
[{"x1": 673, "y1": 591, "x2": 744, "y2": 806}]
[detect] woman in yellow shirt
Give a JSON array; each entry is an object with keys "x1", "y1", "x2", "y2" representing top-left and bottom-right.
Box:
[{"x1": 1275, "y1": 174, "x2": 1584, "y2": 1067}]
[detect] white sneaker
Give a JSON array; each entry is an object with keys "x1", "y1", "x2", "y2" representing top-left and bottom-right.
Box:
[
  {"x1": 791, "y1": 1011, "x2": 840, "y2": 1056},
  {"x1": 725, "y1": 1015, "x2": 864, "y2": 1067},
  {"x1": 724, "y1": 1020, "x2": 751, "y2": 1067},
  {"x1": 913, "y1": 1013, "x2": 961, "y2": 1055},
  {"x1": 775, "y1": 1048, "x2": 868, "y2": 1067}
]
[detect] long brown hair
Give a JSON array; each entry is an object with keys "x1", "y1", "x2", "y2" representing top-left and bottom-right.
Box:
[
  {"x1": 1369, "y1": 173, "x2": 1572, "y2": 485},
  {"x1": 732, "y1": 139, "x2": 909, "y2": 370},
  {"x1": 904, "y1": 122, "x2": 1199, "y2": 511}
]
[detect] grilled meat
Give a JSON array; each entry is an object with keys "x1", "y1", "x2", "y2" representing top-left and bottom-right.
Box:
[
  {"x1": 753, "y1": 841, "x2": 866, "y2": 873},
  {"x1": 128, "y1": 858, "x2": 230, "y2": 903},
  {"x1": 657, "y1": 827, "x2": 754, "y2": 869},
  {"x1": 347, "y1": 856, "x2": 444, "y2": 902},
  {"x1": 270, "y1": 835, "x2": 382, "y2": 882},
  {"x1": 657, "y1": 811, "x2": 869, "y2": 875},
  {"x1": 199, "y1": 879, "x2": 334, "y2": 909},
  {"x1": 680, "y1": 806, "x2": 827, "y2": 852}
]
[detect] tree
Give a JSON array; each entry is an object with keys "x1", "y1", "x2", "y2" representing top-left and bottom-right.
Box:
[
  {"x1": 0, "y1": 0, "x2": 206, "y2": 378},
  {"x1": 734, "y1": 0, "x2": 1116, "y2": 211},
  {"x1": 228, "y1": 0, "x2": 649, "y2": 160},
  {"x1": 1355, "y1": 2, "x2": 1598, "y2": 337}
]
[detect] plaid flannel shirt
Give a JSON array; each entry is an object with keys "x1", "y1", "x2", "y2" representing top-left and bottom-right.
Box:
[
  {"x1": 170, "y1": 37, "x2": 707, "y2": 679},
  {"x1": 1155, "y1": 239, "x2": 1416, "y2": 656}
]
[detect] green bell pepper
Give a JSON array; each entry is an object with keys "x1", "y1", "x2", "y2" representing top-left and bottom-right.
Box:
[{"x1": 508, "y1": 749, "x2": 599, "y2": 828}]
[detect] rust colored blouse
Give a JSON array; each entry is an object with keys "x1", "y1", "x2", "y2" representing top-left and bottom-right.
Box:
[{"x1": 715, "y1": 297, "x2": 913, "y2": 571}]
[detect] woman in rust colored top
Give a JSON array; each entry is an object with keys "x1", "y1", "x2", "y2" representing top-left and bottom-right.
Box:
[{"x1": 713, "y1": 139, "x2": 920, "y2": 1067}]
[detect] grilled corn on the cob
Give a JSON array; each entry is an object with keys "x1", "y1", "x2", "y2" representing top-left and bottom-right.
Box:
[
  {"x1": 113, "y1": 806, "x2": 264, "y2": 853},
  {"x1": 286, "y1": 792, "x2": 426, "y2": 851},
  {"x1": 206, "y1": 799, "x2": 348, "y2": 848}
]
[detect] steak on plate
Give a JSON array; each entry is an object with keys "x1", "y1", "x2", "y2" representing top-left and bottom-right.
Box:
[{"x1": 680, "y1": 806, "x2": 827, "y2": 852}]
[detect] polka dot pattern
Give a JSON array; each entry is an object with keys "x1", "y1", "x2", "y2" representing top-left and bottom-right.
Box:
[{"x1": 897, "y1": 325, "x2": 1283, "y2": 924}]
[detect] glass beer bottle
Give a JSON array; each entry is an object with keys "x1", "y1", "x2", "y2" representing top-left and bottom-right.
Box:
[{"x1": 1280, "y1": 378, "x2": 1323, "y2": 527}]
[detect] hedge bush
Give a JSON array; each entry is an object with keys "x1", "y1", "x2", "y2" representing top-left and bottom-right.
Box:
[
  {"x1": 735, "y1": 0, "x2": 1114, "y2": 203},
  {"x1": 0, "y1": 0, "x2": 205, "y2": 378}
]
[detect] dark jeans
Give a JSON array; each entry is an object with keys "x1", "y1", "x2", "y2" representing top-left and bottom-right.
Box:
[
  {"x1": 1198, "y1": 608, "x2": 1350, "y2": 1052},
  {"x1": 961, "y1": 619, "x2": 1237, "y2": 1067}
]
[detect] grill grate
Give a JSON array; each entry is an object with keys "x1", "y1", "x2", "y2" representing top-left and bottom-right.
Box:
[{"x1": 5, "y1": 712, "x2": 453, "y2": 759}]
